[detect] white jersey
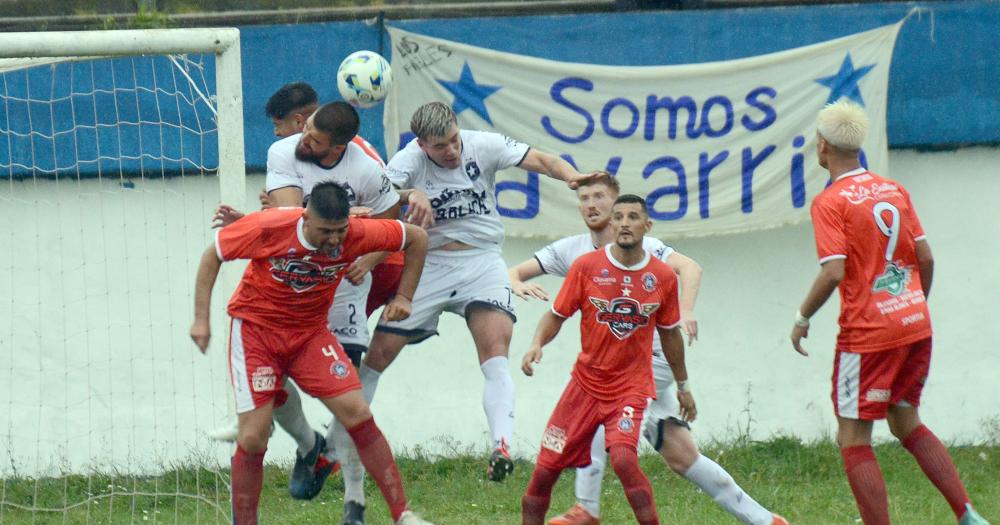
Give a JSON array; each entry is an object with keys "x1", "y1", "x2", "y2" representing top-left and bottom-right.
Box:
[
  {"x1": 265, "y1": 134, "x2": 399, "y2": 214},
  {"x1": 534, "y1": 234, "x2": 675, "y2": 354},
  {"x1": 386, "y1": 129, "x2": 529, "y2": 251}
]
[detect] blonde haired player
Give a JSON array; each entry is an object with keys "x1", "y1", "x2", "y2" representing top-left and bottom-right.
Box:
[{"x1": 791, "y1": 100, "x2": 988, "y2": 525}]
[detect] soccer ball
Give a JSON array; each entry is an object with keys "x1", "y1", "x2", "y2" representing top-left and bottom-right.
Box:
[{"x1": 336, "y1": 50, "x2": 392, "y2": 109}]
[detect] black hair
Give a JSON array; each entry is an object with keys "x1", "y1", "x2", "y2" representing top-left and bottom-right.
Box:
[
  {"x1": 307, "y1": 181, "x2": 351, "y2": 221},
  {"x1": 265, "y1": 82, "x2": 318, "y2": 119},
  {"x1": 312, "y1": 102, "x2": 360, "y2": 146},
  {"x1": 613, "y1": 194, "x2": 649, "y2": 216}
]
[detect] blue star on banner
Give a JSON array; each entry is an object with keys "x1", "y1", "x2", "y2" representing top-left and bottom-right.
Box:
[
  {"x1": 815, "y1": 53, "x2": 876, "y2": 106},
  {"x1": 437, "y1": 62, "x2": 501, "y2": 125}
]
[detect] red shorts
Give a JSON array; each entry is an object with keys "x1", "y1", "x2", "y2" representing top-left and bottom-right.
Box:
[
  {"x1": 536, "y1": 379, "x2": 648, "y2": 471},
  {"x1": 832, "y1": 337, "x2": 931, "y2": 420},
  {"x1": 366, "y1": 261, "x2": 403, "y2": 317},
  {"x1": 228, "y1": 318, "x2": 361, "y2": 414}
]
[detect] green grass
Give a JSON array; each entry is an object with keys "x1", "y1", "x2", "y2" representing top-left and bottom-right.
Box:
[{"x1": 2, "y1": 437, "x2": 997, "y2": 524}]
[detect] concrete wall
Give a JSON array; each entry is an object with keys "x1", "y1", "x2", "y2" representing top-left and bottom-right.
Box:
[{"x1": 3, "y1": 147, "x2": 997, "y2": 475}]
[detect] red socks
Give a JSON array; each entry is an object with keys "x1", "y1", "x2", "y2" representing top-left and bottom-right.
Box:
[
  {"x1": 521, "y1": 465, "x2": 560, "y2": 525},
  {"x1": 841, "y1": 445, "x2": 889, "y2": 525},
  {"x1": 231, "y1": 444, "x2": 265, "y2": 525},
  {"x1": 347, "y1": 417, "x2": 408, "y2": 521},
  {"x1": 902, "y1": 425, "x2": 971, "y2": 519},
  {"x1": 609, "y1": 445, "x2": 659, "y2": 525}
]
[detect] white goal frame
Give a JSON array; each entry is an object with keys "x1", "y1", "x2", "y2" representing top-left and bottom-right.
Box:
[{"x1": 0, "y1": 27, "x2": 246, "y2": 204}]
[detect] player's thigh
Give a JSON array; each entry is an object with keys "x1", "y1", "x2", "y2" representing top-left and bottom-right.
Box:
[
  {"x1": 537, "y1": 381, "x2": 604, "y2": 471},
  {"x1": 318, "y1": 389, "x2": 371, "y2": 429},
  {"x1": 328, "y1": 274, "x2": 372, "y2": 348},
  {"x1": 287, "y1": 327, "x2": 361, "y2": 401},
  {"x1": 466, "y1": 306, "x2": 514, "y2": 362},
  {"x1": 229, "y1": 317, "x2": 288, "y2": 414},
  {"x1": 365, "y1": 329, "x2": 413, "y2": 371}
]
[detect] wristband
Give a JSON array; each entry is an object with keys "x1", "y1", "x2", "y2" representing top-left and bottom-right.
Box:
[
  {"x1": 676, "y1": 380, "x2": 691, "y2": 393},
  {"x1": 794, "y1": 310, "x2": 810, "y2": 328}
]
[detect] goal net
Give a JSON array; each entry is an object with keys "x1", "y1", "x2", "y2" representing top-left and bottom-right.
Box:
[{"x1": 0, "y1": 29, "x2": 245, "y2": 523}]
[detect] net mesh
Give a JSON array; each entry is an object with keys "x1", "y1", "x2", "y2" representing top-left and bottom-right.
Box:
[{"x1": 1, "y1": 52, "x2": 234, "y2": 523}]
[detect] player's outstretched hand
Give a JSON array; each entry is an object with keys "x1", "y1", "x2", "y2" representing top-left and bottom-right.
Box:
[
  {"x1": 405, "y1": 189, "x2": 435, "y2": 229},
  {"x1": 190, "y1": 319, "x2": 211, "y2": 353},
  {"x1": 566, "y1": 170, "x2": 604, "y2": 190},
  {"x1": 682, "y1": 316, "x2": 699, "y2": 346},
  {"x1": 212, "y1": 204, "x2": 244, "y2": 229},
  {"x1": 258, "y1": 188, "x2": 273, "y2": 209},
  {"x1": 677, "y1": 390, "x2": 697, "y2": 422},
  {"x1": 512, "y1": 281, "x2": 549, "y2": 301},
  {"x1": 382, "y1": 295, "x2": 412, "y2": 322},
  {"x1": 790, "y1": 324, "x2": 809, "y2": 356},
  {"x1": 349, "y1": 206, "x2": 373, "y2": 217},
  {"x1": 521, "y1": 347, "x2": 543, "y2": 376}
]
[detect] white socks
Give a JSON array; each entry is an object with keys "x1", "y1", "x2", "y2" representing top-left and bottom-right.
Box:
[
  {"x1": 683, "y1": 454, "x2": 773, "y2": 525},
  {"x1": 360, "y1": 362, "x2": 381, "y2": 404},
  {"x1": 272, "y1": 381, "x2": 316, "y2": 456},
  {"x1": 480, "y1": 356, "x2": 515, "y2": 447},
  {"x1": 575, "y1": 425, "x2": 607, "y2": 517}
]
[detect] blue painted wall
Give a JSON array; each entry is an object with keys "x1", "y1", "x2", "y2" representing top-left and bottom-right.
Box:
[{"x1": 2, "y1": 0, "x2": 997, "y2": 178}]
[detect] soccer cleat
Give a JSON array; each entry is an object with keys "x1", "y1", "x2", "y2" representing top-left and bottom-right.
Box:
[
  {"x1": 288, "y1": 432, "x2": 336, "y2": 500},
  {"x1": 395, "y1": 510, "x2": 434, "y2": 525},
  {"x1": 959, "y1": 504, "x2": 991, "y2": 525},
  {"x1": 771, "y1": 514, "x2": 789, "y2": 525},
  {"x1": 486, "y1": 439, "x2": 514, "y2": 482},
  {"x1": 341, "y1": 500, "x2": 365, "y2": 525},
  {"x1": 548, "y1": 503, "x2": 600, "y2": 525}
]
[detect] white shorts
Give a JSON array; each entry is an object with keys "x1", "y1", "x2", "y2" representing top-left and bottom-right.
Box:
[
  {"x1": 641, "y1": 352, "x2": 685, "y2": 448},
  {"x1": 376, "y1": 248, "x2": 515, "y2": 342},
  {"x1": 328, "y1": 272, "x2": 372, "y2": 348}
]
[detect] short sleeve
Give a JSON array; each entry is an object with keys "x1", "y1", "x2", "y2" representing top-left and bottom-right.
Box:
[
  {"x1": 551, "y1": 259, "x2": 585, "y2": 318},
  {"x1": 655, "y1": 269, "x2": 681, "y2": 329},
  {"x1": 348, "y1": 218, "x2": 406, "y2": 257},
  {"x1": 643, "y1": 237, "x2": 675, "y2": 262},
  {"x1": 534, "y1": 238, "x2": 572, "y2": 277},
  {"x1": 216, "y1": 213, "x2": 265, "y2": 261},
  {"x1": 385, "y1": 147, "x2": 415, "y2": 189},
  {"x1": 811, "y1": 196, "x2": 847, "y2": 264},
  {"x1": 478, "y1": 131, "x2": 530, "y2": 172},
  {"x1": 357, "y1": 164, "x2": 401, "y2": 215},
  {"x1": 902, "y1": 188, "x2": 926, "y2": 241},
  {"x1": 265, "y1": 138, "x2": 303, "y2": 193}
]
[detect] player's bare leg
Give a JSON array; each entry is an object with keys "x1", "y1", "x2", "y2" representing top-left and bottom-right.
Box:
[
  {"x1": 887, "y1": 405, "x2": 985, "y2": 524},
  {"x1": 837, "y1": 417, "x2": 889, "y2": 525},
  {"x1": 320, "y1": 389, "x2": 426, "y2": 524},
  {"x1": 232, "y1": 401, "x2": 275, "y2": 525},
  {"x1": 467, "y1": 305, "x2": 516, "y2": 481}
]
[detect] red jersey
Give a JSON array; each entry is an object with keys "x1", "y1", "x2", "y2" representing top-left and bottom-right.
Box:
[
  {"x1": 551, "y1": 244, "x2": 681, "y2": 401},
  {"x1": 351, "y1": 135, "x2": 404, "y2": 268},
  {"x1": 811, "y1": 168, "x2": 931, "y2": 352},
  {"x1": 216, "y1": 207, "x2": 405, "y2": 330}
]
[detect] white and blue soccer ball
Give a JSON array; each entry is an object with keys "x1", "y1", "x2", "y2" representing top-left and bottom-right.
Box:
[{"x1": 336, "y1": 50, "x2": 392, "y2": 109}]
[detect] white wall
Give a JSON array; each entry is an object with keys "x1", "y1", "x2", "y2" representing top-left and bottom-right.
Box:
[{"x1": 3, "y1": 148, "x2": 998, "y2": 476}]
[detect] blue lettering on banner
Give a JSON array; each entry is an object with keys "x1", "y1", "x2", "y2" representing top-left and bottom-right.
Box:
[
  {"x1": 542, "y1": 77, "x2": 595, "y2": 144},
  {"x1": 496, "y1": 172, "x2": 539, "y2": 219},
  {"x1": 741, "y1": 145, "x2": 776, "y2": 213},
  {"x1": 643, "y1": 156, "x2": 687, "y2": 221},
  {"x1": 601, "y1": 97, "x2": 640, "y2": 138},
  {"x1": 645, "y1": 95, "x2": 696, "y2": 141},
  {"x1": 742, "y1": 87, "x2": 778, "y2": 131},
  {"x1": 698, "y1": 151, "x2": 729, "y2": 218},
  {"x1": 790, "y1": 135, "x2": 806, "y2": 208}
]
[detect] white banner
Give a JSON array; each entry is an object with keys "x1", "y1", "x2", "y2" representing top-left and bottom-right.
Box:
[{"x1": 385, "y1": 23, "x2": 902, "y2": 239}]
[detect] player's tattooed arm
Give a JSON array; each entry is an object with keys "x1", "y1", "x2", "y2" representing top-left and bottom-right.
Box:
[
  {"x1": 665, "y1": 251, "x2": 703, "y2": 346},
  {"x1": 508, "y1": 259, "x2": 548, "y2": 301},
  {"x1": 190, "y1": 244, "x2": 223, "y2": 353}
]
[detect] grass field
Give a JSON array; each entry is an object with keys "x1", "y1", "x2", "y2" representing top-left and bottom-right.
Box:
[{"x1": 2, "y1": 436, "x2": 997, "y2": 524}]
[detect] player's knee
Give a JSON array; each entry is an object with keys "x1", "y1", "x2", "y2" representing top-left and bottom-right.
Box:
[
  {"x1": 237, "y1": 428, "x2": 269, "y2": 454},
  {"x1": 338, "y1": 400, "x2": 373, "y2": 429}
]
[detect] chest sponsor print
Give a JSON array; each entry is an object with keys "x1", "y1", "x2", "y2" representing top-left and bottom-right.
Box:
[
  {"x1": 268, "y1": 257, "x2": 347, "y2": 292},
  {"x1": 589, "y1": 296, "x2": 660, "y2": 340}
]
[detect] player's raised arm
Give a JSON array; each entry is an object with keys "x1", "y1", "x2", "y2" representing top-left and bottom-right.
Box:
[
  {"x1": 380, "y1": 223, "x2": 428, "y2": 322},
  {"x1": 190, "y1": 243, "x2": 223, "y2": 353},
  {"x1": 665, "y1": 251, "x2": 703, "y2": 345},
  {"x1": 521, "y1": 310, "x2": 566, "y2": 377},
  {"x1": 516, "y1": 148, "x2": 600, "y2": 189},
  {"x1": 508, "y1": 258, "x2": 549, "y2": 301}
]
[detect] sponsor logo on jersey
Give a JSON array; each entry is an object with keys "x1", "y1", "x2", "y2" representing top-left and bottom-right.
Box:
[
  {"x1": 330, "y1": 361, "x2": 350, "y2": 378},
  {"x1": 269, "y1": 258, "x2": 347, "y2": 292},
  {"x1": 865, "y1": 388, "x2": 891, "y2": 402},
  {"x1": 464, "y1": 161, "x2": 481, "y2": 180},
  {"x1": 872, "y1": 261, "x2": 910, "y2": 296},
  {"x1": 839, "y1": 181, "x2": 903, "y2": 205},
  {"x1": 589, "y1": 296, "x2": 660, "y2": 339},
  {"x1": 541, "y1": 425, "x2": 567, "y2": 454},
  {"x1": 592, "y1": 268, "x2": 616, "y2": 285},
  {"x1": 251, "y1": 366, "x2": 277, "y2": 392},
  {"x1": 641, "y1": 272, "x2": 657, "y2": 292}
]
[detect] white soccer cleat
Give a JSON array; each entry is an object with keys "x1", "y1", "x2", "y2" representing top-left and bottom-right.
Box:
[
  {"x1": 207, "y1": 419, "x2": 238, "y2": 442},
  {"x1": 395, "y1": 510, "x2": 434, "y2": 525}
]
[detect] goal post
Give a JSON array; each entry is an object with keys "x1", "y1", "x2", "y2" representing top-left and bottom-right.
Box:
[
  {"x1": 0, "y1": 28, "x2": 246, "y2": 205},
  {"x1": 0, "y1": 28, "x2": 248, "y2": 524}
]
